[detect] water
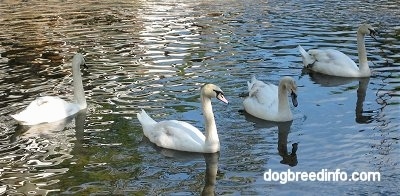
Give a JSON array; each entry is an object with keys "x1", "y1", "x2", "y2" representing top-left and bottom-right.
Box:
[{"x1": 0, "y1": 0, "x2": 399, "y2": 195}]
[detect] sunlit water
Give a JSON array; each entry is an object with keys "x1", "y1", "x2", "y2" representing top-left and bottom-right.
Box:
[{"x1": 0, "y1": 0, "x2": 399, "y2": 195}]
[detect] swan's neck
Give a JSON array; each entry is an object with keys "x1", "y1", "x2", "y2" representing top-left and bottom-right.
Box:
[
  {"x1": 72, "y1": 62, "x2": 86, "y2": 109},
  {"x1": 357, "y1": 31, "x2": 370, "y2": 75},
  {"x1": 278, "y1": 84, "x2": 291, "y2": 118},
  {"x1": 201, "y1": 95, "x2": 219, "y2": 150}
]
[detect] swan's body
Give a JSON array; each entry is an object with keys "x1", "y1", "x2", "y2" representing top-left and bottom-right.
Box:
[
  {"x1": 298, "y1": 24, "x2": 378, "y2": 77},
  {"x1": 11, "y1": 53, "x2": 87, "y2": 125},
  {"x1": 137, "y1": 84, "x2": 228, "y2": 153},
  {"x1": 243, "y1": 76, "x2": 298, "y2": 122}
]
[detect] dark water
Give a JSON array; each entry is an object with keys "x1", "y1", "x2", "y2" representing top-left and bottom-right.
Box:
[{"x1": 0, "y1": 0, "x2": 399, "y2": 195}]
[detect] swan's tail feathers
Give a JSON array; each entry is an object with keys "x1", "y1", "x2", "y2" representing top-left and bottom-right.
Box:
[
  {"x1": 298, "y1": 45, "x2": 314, "y2": 68},
  {"x1": 10, "y1": 113, "x2": 24, "y2": 123},
  {"x1": 250, "y1": 75, "x2": 257, "y2": 83},
  {"x1": 11, "y1": 109, "x2": 35, "y2": 125},
  {"x1": 11, "y1": 113, "x2": 39, "y2": 125},
  {"x1": 137, "y1": 109, "x2": 157, "y2": 127},
  {"x1": 239, "y1": 79, "x2": 253, "y2": 98},
  {"x1": 247, "y1": 75, "x2": 257, "y2": 91},
  {"x1": 247, "y1": 81, "x2": 252, "y2": 91}
]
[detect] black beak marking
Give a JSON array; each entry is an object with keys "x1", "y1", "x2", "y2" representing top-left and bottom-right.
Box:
[
  {"x1": 368, "y1": 28, "x2": 378, "y2": 42},
  {"x1": 213, "y1": 89, "x2": 228, "y2": 104},
  {"x1": 213, "y1": 90, "x2": 223, "y2": 96},
  {"x1": 291, "y1": 91, "x2": 298, "y2": 107}
]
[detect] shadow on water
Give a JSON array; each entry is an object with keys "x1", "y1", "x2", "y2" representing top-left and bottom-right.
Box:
[
  {"x1": 304, "y1": 69, "x2": 373, "y2": 124},
  {"x1": 242, "y1": 112, "x2": 298, "y2": 167}
]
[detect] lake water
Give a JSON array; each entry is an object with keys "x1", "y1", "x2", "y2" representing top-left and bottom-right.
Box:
[{"x1": 0, "y1": 0, "x2": 399, "y2": 195}]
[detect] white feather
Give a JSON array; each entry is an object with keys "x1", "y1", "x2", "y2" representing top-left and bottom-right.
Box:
[
  {"x1": 137, "y1": 84, "x2": 228, "y2": 153},
  {"x1": 243, "y1": 76, "x2": 297, "y2": 122},
  {"x1": 298, "y1": 24, "x2": 376, "y2": 77}
]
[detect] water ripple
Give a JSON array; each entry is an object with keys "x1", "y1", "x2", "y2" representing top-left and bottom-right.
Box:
[{"x1": 0, "y1": 0, "x2": 399, "y2": 195}]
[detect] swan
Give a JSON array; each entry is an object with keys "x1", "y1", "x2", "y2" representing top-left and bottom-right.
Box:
[
  {"x1": 298, "y1": 24, "x2": 378, "y2": 77},
  {"x1": 137, "y1": 84, "x2": 228, "y2": 153},
  {"x1": 11, "y1": 53, "x2": 87, "y2": 125},
  {"x1": 243, "y1": 76, "x2": 298, "y2": 122}
]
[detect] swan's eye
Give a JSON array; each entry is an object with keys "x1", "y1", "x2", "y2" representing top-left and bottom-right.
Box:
[
  {"x1": 368, "y1": 28, "x2": 373, "y2": 33},
  {"x1": 291, "y1": 91, "x2": 297, "y2": 98},
  {"x1": 213, "y1": 90, "x2": 224, "y2": 97},
  {"x1": 367, "y1": 28, "x2": 378, "y2": 42},
  {"x1": 368, "y1": 28, "x2": 378, "y2": 36}
]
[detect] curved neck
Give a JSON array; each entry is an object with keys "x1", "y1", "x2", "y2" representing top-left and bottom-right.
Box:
[
  {"x1": 357, "y1": 32, "x2": 370, "y2": 74},
  {"x1": 201, "y1": 94, "x2": 219, "y2": 148},
  {"x1": 71, "y1": 61, "x2": 86, "y2": 109},
  {"x1": 278, "y1": 84, "x2": 291, "y2": 116}
]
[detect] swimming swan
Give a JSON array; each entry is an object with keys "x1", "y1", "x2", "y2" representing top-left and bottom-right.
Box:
[
  {"x1": 137, "y1": 84, "x2": 228, "y2": 153},
  {"x1": 298, "y1": 24, "x2": 378, "y2": 77},
  {"x1": 243, "y1": 76, "x2": 298, "y2": 122},
  {"x1": 11, "y1": 53, "x2": 87, "y2": 125}
]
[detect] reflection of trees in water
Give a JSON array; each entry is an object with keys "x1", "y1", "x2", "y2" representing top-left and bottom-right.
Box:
[
  {"x1": 0, "y1": 6, "x2": 72, "y2": 113},
  {"x1": 0, "y1": 110, "x2": 87, "y2": 195}
]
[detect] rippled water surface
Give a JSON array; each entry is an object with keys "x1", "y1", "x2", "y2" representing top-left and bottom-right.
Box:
[{"x1": 0, "y1": 0, "x2": 399, "y2": 195}]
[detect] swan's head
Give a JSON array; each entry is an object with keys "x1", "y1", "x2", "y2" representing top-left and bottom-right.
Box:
[
  {"x1": 280, "y1": 76, "x2": 298, "y2": 107},
  {"x1": 358, "y1": 24, "x2": 378, "y2": 41},
  {"x1": 72, "y1": 53, "x2": 88, "y2": 69},
  {"x1": 201, "y1": 84, "x2": 229, "y2": 104}
]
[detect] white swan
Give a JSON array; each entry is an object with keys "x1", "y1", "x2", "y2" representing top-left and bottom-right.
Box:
[
  {"x1": 243, "y1": 76, "x2": 298, "y2": 122},
  {"x1": 137, "y1": 84, "x2": 228, "y2": 153},
  {"x1": 298, "y1": 24, "x2": 378, "y2": 77},
  {"x1": 11, "y1": 53, "x2": 87, "y2": 125}
]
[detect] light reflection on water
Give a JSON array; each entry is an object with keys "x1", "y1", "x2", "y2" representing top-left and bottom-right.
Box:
[{"x1": 0, "y1": 0, "x2": 399, "y2": 195}]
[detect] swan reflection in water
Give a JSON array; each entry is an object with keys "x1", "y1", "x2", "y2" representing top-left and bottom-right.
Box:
[
  {"x1": 3, "y1": 110, "x2": 87, "y2": 195},
  {"x1": 304, "y1": 70, "x2": 373, "y2": 124},
  {"x1": 202, "y1": 153, "x2": 219, "y2": 196},
  {"x1": 242, "y1": 112, "x2": 299, "y2": 167},
  {"x1": 277, "y1": 121, "x2": 298, "y2": 167},
  {"x1": 148, "y1": 143, "x2": 219, "y2": 195}
]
